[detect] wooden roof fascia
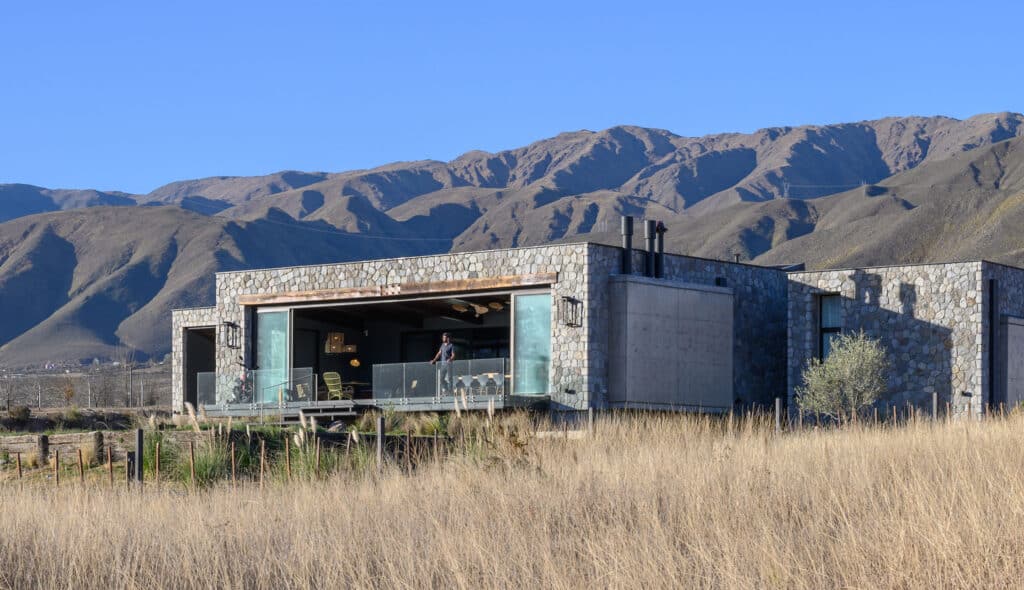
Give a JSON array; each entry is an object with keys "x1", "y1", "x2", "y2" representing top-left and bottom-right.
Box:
[{"x1": 237, "y1": 272, "x2": 558, "y2": 307}]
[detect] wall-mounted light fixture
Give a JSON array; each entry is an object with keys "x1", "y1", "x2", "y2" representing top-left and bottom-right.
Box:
[
  {"x1": 560, "y1": 296, "x2": 583, "y2": 327},
  {"x1": 325, "y1": 332, "x2": 345, "y2": 354},
  {"x1": 219, "y1": 321, "x2": 240, "y2": 349}
]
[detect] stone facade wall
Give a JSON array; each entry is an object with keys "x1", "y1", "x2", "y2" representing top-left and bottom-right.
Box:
[
  {"x1": 586, "y1": 246, "x2": 788, "y2": 407},
  {"x1": 172, "y1": 243, "x2": 790, "y2": 413},
  {"x1": 209, "y1": 244, "x2": 592, "y2": 412},
  {"x1": 171, "y1": 307, "x2": 220, "y2": 411},
  {"x1": 787, "y1": 263, "x2": 984, "y2": 415}
]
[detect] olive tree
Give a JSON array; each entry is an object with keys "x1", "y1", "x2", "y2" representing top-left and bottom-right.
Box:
[{"x1": 796, "y1": 330, "x2": 889, "y2": 422}]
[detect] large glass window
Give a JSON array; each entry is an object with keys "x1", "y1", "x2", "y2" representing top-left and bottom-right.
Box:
[
  {"x1": 819, "y1": 295, "x2": 841, "y2": 360},
  {"x1": 255, "y1": 310, "x2": 289, "y2": 403},
  {"x1": 513, "y1": 293, "x2": 552, "y2": 395}
]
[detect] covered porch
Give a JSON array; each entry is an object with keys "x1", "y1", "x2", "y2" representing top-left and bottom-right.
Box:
[{"x1": 194, "y1": 289, "x2": 554, "y2": 418}]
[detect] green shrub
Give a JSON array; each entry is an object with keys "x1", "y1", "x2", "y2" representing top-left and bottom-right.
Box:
[
  {"x1": 141, "y1": 431, "x2": 178, "y2": 476},
  {"x1": 796, "y1": 330, "x2": 889, "y2": 422},
  {"x1": 175, "y1": 440, "x2": 231, "y2": 488},
  {"x1": 57, "y1": 407, "x2": 84, "y2": 429},
  {"x1": 9, "y1": 406, "x2": 30, "y2": 423}
]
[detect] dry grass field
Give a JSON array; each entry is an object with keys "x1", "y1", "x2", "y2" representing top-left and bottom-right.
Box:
[{"x1": 2, "y1": 412, "x2": 1024, "y2": 589}]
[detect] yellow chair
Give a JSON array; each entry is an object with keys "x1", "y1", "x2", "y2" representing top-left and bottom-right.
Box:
[{"x1": 323, "y1": 372, "x2": 354, "y2": 400}]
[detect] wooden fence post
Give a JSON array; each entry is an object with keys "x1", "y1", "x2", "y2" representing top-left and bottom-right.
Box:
[
  {"x1": 932, "y1": 392, "x2": 938, "y2": 421},
  {"x1": 774, "y1": 398, "x2": 782, "y2": 434},
  {"x1": 231, "y1": 441, "x2": 237, "y2": 488},
  {"x1": 77, "y1": 448, "x2": 84, "y2": 485},
  {"x1": 135, "y1": 429, "x2": 144, "y2": 485},
  {"x1": 16, "y1": 452, "x2": 22, "y2": 480},
  {"x1": 189, "y1": 441, "x2": 196, "y2": 489},
  {"x1": 285, "y1": 435, "x2": 292, "y2": 482},
  {"x1": 54, "y1": 449, "x2": 59, "y2": 488},
  {"x1": 588, "y1": 407, "x2": 595, "y2": 435},
  {"x1": 107, "y1": 447, "x2": 113, "y2": 488},
  {"x1": 405, "y1": 430, "x2": 412, "y2": 474},
  {"x1": 37, "y1": 434, "x2": 49, "y2": 466},
  {"x1": 376, "y1": 416, "x2": 385, "y2": 472},
  {"x1": 259, "y1": 438, "x2": 266, "y2": 489}
]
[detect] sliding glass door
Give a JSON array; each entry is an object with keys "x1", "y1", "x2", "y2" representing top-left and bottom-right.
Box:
[
  {"x1": 512, "y1": 293, "x2": 552, "y2": 395},
  {"x1": 255, "y1": 310, "x2": 289, "y2": 403}
]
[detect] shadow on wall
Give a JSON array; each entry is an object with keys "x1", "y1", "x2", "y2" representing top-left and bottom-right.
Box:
[{"x1": 803, "y1": 271, "x2": 958, "y2": 411}]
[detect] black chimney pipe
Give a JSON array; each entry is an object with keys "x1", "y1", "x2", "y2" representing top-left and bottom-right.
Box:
[
  {"x1": 620, "y1": 216, "x2": 634, "y2": 274},
  {"x1": 645, "y1": 220, "x2": 657, "y2": 277},
  {"x1": 655, "y1": 221, "x2": 667, "y2": 278}
]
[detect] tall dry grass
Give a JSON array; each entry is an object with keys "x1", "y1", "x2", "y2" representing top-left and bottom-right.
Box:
[{"x1": 2, "y1": 413, "x2": 1024, "y2": 589}]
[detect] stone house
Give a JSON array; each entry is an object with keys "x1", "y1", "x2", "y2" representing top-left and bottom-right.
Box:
[
  {"x1": 171, "y1": 228, "x2": 1024, "y2": 419},
  {"x1": 171, "y1": 237, "x2": 788, "y2": 418}
]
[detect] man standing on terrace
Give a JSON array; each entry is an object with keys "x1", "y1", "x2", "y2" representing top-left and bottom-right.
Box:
[{"x1": 430, "y1": 332, "x2": 456, "y2": 395}]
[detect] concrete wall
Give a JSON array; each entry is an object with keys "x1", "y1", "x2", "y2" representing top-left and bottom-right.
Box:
[
  {"x1": 608, "y1": 275, "x2": 733, "y2": 410},
  {"x1": 788, "y1": 263, "x2": 984, "y2": 415},
  {"x1": 586, "y1": 245, "x2": 788, "y2": 408},
  {"x1": 984, "y1": 262, "x2": 1024, "y2": 409},
  {"x1": 999, "y1": 317, "x2": 1024, "y2": 408}
]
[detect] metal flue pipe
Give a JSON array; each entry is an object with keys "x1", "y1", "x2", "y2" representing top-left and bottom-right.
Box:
[
  {"x1": 655, "y1": 221, "x2": 667, "y2": 278},
  {"x1": 645, "y1": 220, "x2": 657, "y2": 277},
  {"x1": 620, "y1": 216, "x2": 634, "y2": 274}
]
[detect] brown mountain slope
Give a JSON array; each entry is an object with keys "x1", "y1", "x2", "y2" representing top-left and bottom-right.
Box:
[
  {"x1": 3, "y1": 112, "x2": 1024, "y2": 367},
  {"x1": 0, "y1": 207, "x2": 436, "y2": 366},
  {"x1": 753, "y1": 137, "x2": 1024, "y2": 269},
  {"x1": 0, "y1": 184, "x2": 136, "y2": 223}
]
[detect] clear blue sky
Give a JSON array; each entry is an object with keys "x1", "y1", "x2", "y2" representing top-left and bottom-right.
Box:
[{"x1": 2, "y1": 0, "x2": 1021, "y2": 194}]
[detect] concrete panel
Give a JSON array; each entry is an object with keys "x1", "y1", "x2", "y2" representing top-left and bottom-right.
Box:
[
  {"x1": 608, "y1": 275, "x2": 733, "y2": 410},
  {"x1": 999, "y1": 316, "x2": 1024, "y2": 408}
]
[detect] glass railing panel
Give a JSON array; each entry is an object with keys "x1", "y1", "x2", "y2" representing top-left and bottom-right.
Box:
[
  {"x1": 257, "y1": 367, "x2": 315, "y2": 406},
  {"x1": 372, "y1": 363, "x2": 408, "y2": 399},
  {"x1": 196, "y1": 372, "x2": 217, "y2": 406},
  {"x1": 450, "y1": 358, "x2": 507, "y2": 399},
  {"x1": 404, "y1": 362, "x2": 438, "y2": 398},
  {"x1": 370, "y1": 359, "x2": 507, "y2": 401}
]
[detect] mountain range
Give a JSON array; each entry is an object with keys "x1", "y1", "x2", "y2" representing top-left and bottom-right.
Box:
[{"x1": 2, "y1": 111, "x2": 1023, "y2": 367}]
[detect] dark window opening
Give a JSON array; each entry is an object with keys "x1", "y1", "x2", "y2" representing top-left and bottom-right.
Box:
[{"x1": 819, "y1": 294, "x2": 841, "y2": 360}]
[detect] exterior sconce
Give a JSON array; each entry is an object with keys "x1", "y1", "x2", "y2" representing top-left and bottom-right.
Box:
[
  {"x1": 560, "y1": 296, "x2": 583, "y2": 327},
  {"x1": 219, "y1": 321, "x2": 240, "y2": 349}
]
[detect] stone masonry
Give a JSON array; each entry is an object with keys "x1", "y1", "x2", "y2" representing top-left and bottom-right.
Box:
[
  {"x1": 788, "y1": 263, "x2": 984, "y2": 415},
  {"x1": 172, "y1": 242, "x2": 790, "y2": 412},
  {"x1": 176, "y1": 244, "x2": 594, "y2": 411},
  {"x1": 170, "y1": 306, "x2": 218, "y2": 411}
]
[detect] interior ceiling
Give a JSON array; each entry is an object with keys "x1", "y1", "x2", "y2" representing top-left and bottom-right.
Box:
[{"x1": 295, "y1": 293, "x2": 512, "y2": 326}]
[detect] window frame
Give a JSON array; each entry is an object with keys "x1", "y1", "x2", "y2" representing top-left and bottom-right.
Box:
[{"x1": 818, "y1": 293, "x2": 842, "y2": 361}]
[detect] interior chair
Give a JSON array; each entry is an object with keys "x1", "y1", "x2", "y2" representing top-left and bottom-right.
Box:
[{"x1": 323, "y1": 371, "x2": 354, "y2": 400}]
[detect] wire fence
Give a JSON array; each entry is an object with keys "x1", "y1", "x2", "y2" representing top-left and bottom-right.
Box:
[{"x1": 0, "y1": 367, "x2": 171, "y2": 410}]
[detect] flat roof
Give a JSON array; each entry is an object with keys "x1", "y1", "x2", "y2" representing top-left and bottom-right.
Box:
[
  {"x1": 788, "y1": 259, "x2": 1024, "y2": 275},
  {"x1": 213, "y1": 239, "x2": 786, "y2": 278}
]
